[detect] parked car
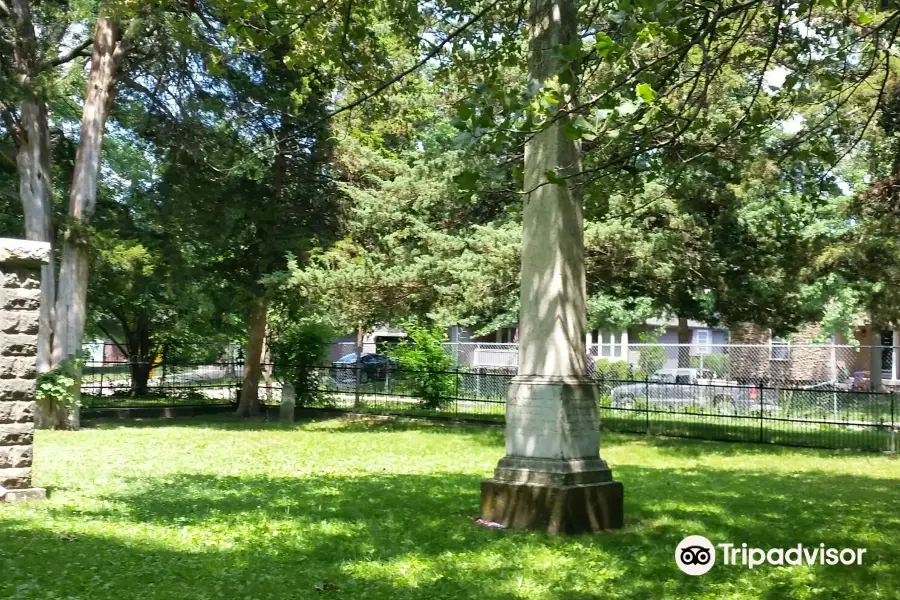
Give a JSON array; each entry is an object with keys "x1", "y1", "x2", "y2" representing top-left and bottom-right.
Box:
[
  {"x1": 331, "y1": 353, "x2": 396, "y2": 383},
  {"x1": 610, "y1": 368, "x2": 778, "y2": 413}
]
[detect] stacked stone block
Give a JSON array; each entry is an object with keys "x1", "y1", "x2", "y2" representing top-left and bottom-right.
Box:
[{"x1": 0, "y1": 238, "x2": 48, "y2": 501}]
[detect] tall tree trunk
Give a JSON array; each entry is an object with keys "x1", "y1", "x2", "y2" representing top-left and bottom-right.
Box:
[
  {"x1": 354, "y1": 323, "x2": 364, "y2": 408},
  {"x1": 677, "y1": 317, "x2": 692, "y2": 368},
  {"x1": 128, "y1": 322, "x2": 152, "y2": 397},
  {"x1": 869, "y1": 312, "x2": 883, "y2": 393},
  {"x1": 130, "y1": 361, "x2": 152, "y2": 397},
  {"x1": 9, "y1": 0, "x2": 58, "y2": 427},
  {"x1": 51, "y1": 17, "x2": 132, "y2": 430},
  {"x1": 17, "y1": 102, "x2": 55, "y2": 371},
  {"x1": 261, "y1": 321, "x2": 273, "y2": 402},
  {"x1": 236, "y1": 301, "x2": 267, "y2": 417}
]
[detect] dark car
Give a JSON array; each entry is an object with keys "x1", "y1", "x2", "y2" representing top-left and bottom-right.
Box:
[{"x1": 331, "y1": 353, "x2": 395, "y2": 383}]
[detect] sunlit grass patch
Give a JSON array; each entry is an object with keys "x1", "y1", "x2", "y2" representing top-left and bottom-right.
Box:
[{"x1": 1, "y1": 416, "x2": 897, "y2": 599}]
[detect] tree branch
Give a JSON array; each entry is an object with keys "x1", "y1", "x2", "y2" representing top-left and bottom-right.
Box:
[
  {"x1": 286, "y1": 0, "x2": 504, "y2": 141},
  {"x1": 0, "y1": 100, "x2": 22, "y2": 145},
  {"x1": 45, "y1": 37, "x2": 93, "y2": 69}
]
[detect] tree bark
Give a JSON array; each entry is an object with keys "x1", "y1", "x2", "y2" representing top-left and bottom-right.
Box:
[
  {"x1": 868, "y1": 312, "x2": 883, "y2": 393},
  {"x1": 127, "y1": 321, "x2": 153, "y2": 396},
  {"x1": 261, "y1": 320, "x2": 273, "y2": 401},
  {"x1": 677, "y1": 317, "x2": 692, "y2": 368},
  {"x1": 9, "y1": 0, "x2": 59, "y2": 427},
  {"x1": 51, "y1": 16, "x2": 131, "y2": 430},
  {"x1": 354, "y1": 323, "x2": 364, "y2": 408},
  {"x1": 236, "y1": 300, "x2": 267, "y2": 417},
  {"x1": 130, "y1": 361, "x2": 152, "y2": 397}
]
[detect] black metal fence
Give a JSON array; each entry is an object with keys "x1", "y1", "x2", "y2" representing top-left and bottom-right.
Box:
[
  {"x1": 80, "y1": 361, "x2": 242, "y2": 408},
  {"x1": 80, "y1": 361, "x2": 898, "y2": 452}
]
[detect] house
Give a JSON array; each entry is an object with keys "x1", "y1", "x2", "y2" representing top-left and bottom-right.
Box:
[
  {"x1": 452, "y1": 317, "x2": 729, "y2": 372},
  {"x1": 327, "y1": 325, "x2": 408, "y2": 362},
  {"x1": 623, "y1": 318, "x2": 730, "y2": 370},
  {"x1": 730, "y1": 322, "x2": 900, "y2": 387},
  {"x1": 82, "y1": 339, "x2": 126, "y2": 366}
]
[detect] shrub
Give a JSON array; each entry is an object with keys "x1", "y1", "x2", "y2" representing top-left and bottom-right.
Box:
[
  {"x1": 386, "y1": 321, "x2": 458, "y2": 410},
  {"x1": 269, "y1": 317, "x2": 335, "y2": 407},
  {"x1": 36, "y1": 354, "x2": 87, "y2": 411},
  {"x1": 593, "y1": 358, "x2": 631, "y2": 380},
  {"x1": 638, "y1": 346, "x2": 666, "y2": 378}
]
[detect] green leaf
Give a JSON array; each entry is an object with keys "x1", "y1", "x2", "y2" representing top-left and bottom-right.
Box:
[
  {"x1": 595, "y1": 33, "x2": 616, "y2": 57},
  {"x1": 453, "y1": 171, "x2": 480, "y2": 191},
  {"x1": 544, "y1": 170, "x2": 568, "y2": 187},
  {"x1": 456, "y1": 102, "x2": 474, "y2": 120},
  {"x1": 617, "y1": 101, "x2": 639, "y2": 115},
  {"x1": 449, "y1": 116, "x2": 467, "y2": 130},
  {"x1": 561, "y1": 122, "x2": 583, "y2": 141},
  {"x1": 818, "y1": 71, "x2": 841, "y2": 90},
  {"x1": 543, "y1": 89, "x2": 563, "y2": 105},
  {"x1": 556, "y1": 40, "x2": 582, "y2": 62},
  {"x1": 572, "y1": 115, "x2": 596, "y2": 140},
  {"x1": 858, "y1": 11, "x2": 873, "y2": 25},
  {"x1": 636, "y1": 83, "x2": 657, "y2": 104}
]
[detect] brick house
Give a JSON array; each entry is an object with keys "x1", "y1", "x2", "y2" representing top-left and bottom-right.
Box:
[{"x1": 730, "y1": 322, "x2": 899, "y2": 387}]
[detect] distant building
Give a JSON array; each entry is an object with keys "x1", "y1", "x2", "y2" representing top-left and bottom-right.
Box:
[{"x1": 328, "y1": 325, "x2": 408, "y2": 361}]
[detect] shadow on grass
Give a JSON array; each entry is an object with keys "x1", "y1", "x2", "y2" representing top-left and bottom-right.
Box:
[{"x1": 5, "y1": 459, "x2": 897, "y2": 599}]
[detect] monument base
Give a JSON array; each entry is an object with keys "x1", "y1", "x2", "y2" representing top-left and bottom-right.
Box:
[
  {"x1": 2, "y1": 487, "x2": 46, "y2": 502},
  {"x1": 481, "y1": 375, "x2": 625, "y2": 533},
  {"x1": 481, "y1": 478, "x2": 623, "y2": 534}
]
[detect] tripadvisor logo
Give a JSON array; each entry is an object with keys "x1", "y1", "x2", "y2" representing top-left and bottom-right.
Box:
[
  {"x1": 675, "y1": 536, "x2": 716, "y2": 575},
  {"x1": 675, "y1": 536, "x2": 868, "y2": 576}
]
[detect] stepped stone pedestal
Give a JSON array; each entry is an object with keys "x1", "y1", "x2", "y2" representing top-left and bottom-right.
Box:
[
  {"x1": 0, "y1": 239, "x2": 50, "y2": 502},
  {"x1": 480, "y1": 377, "x2": 623, "y2": 534}
]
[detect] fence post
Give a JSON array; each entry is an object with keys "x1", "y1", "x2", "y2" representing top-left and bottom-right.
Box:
[
  {"x1": 759, "y1": 385, "x2": 765, "y2": 443},
  {"x1": 892, "y1": 392, "x2": 896, "y2": 453},
  {"x1": 644, "y1": 379, "x2": 650, "y2": 433}
]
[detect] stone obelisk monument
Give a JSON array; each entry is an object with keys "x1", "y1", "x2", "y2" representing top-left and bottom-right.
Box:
[
  {"x1": 480, "y1": 0, "x2": 623, "y2": 533},
  {"x1": 0, "y1": 239, "x2": 49, "y2": 502}
]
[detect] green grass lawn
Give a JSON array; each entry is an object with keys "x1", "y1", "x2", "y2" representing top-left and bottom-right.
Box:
[{"x1": 3, "y1": 417, "x2": 899, "y2": 599}]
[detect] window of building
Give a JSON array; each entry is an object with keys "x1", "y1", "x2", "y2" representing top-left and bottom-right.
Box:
[
  {"x1": 693, "y1": 329, "x2": 711, "y2": 355},
  {"x1": 591, "y1": 330, "x2": 627, "y2": 359},
  {"x1": 770, "y1": 336, "x2": 790, "y2": 361},
  {"x1": 496, "y1": 327, "x2": 517, "y2": 344}
]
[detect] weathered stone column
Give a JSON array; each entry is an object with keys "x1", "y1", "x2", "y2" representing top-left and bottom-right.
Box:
[
  {"x1": 480, "y1": 0, "x2": 623, "y2": 533},
  {"x1": 0, "y1": 238, "x2": 49, "y2": 502}
]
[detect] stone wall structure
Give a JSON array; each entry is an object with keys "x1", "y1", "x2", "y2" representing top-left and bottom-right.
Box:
[{"x1": 0, "y1": 238, "x2": 49, "y2": 502}]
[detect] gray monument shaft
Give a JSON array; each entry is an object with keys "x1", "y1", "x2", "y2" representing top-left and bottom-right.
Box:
[
  {"x1": 0, "y1": 239, "x2": 49, "y2": 501},
  {"x1": 518, "y1": 0, "x2": 586, "y2": 382},
  {"x1": 480, "y1": 0, "x2": 623, "y2": 533}
]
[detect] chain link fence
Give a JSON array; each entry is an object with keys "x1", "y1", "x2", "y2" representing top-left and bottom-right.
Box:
[{"x1": 329, "y1": 341, "x2": 896, "y2": 391}]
